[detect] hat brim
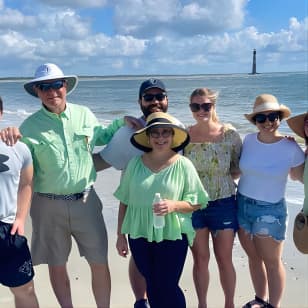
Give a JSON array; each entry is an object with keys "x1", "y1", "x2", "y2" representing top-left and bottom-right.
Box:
[
  {"x1": 293, "y1": 212, "x2": 308, "y2": 254},
  {"x1": 24, "y1": 75, "x2": 78, "y2": 97},
  {"x1": 286, "y1": 112, "x2": 307, "y2": 138},
  {"x1": 245, "y1": 104, "x2": 291, "y2": 124},
  {"x1": 131, "y1": 123, "x2": 190, "y2": 152}
]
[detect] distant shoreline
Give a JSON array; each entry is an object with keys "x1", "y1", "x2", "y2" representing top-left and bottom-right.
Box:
[{"x1": 0, "y1": 70, "x2": 306, "y2": 81}]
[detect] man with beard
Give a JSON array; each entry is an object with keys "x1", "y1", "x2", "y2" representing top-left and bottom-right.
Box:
[{"x1": 93, "y1": 78, "x2": 183, "y2": 308}]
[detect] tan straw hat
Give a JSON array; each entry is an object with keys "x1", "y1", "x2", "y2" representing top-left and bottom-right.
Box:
[
  {"x1": 24, "y1": 63, "x2": 78, "y2": 97},
  {"x1": 130, "y1": 112, "x2": 189, "y2": 152},
  {"x1": 245, "y1": 94, "x2": 291, "y2": 124},
  {"x1": 286, "y1": 112, "x2": 308, "y2": 139},
  {"x1": 293, "y1": 212, "x2": 308, "y2": 254}
]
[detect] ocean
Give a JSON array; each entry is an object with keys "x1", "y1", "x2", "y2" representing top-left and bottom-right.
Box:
[{"x1": 0, "y1": 71, "x2": 307, "y2": 208}]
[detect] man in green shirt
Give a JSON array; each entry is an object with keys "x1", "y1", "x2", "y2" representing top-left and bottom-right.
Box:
[{"x1": 1, "y1": 63, "x2": 140, "y2": 308}]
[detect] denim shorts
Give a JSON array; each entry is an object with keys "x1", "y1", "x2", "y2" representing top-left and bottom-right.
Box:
[
  {"x1": 0, "y1": 221, "x2": 34, "y2": 287},
  {"x1": 237, "y1": 192, "x2": 287, "y2": 241},
  {"x1": 192, "y1": 195, "x2": 238, "y2": 233}
]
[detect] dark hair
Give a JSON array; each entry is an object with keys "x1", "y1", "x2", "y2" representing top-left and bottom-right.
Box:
[{"x1": 0, "y1": 96, "x2": 3, "y2": 113}]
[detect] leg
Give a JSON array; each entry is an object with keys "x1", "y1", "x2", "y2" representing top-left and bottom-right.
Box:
[
  {"x1": 238, "y1": 228, "x2": 267, "y2": 302},
  {"x1": 10, "y1": 280, "x2": 39, "y2": 308},
  {"x1": 212, "y1": 229, "x2": 236, "y2": 308},
  {"x1": 254, "y1": 237, "x2": 285, "y2": 308},
  {"x1": 90, "y1": 263, "x2": 111, "y2": 308},
  {"x1": 48, "y1": 264, "x2": 73, "y2": 308},
  {"x1": 129, "y1": 256, "x2": 148, "y2": 307},
  {"x1": 190, "y1": 228, "x2": 210, "y2": 308}
]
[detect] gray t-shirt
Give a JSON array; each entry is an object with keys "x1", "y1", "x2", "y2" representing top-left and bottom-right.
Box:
[
  {"x1": 0, "y1": 141, "x2": 32, "y2": 223},
  {"x1": 99, "y1": 117, "x2": 145, "y2": 170}
]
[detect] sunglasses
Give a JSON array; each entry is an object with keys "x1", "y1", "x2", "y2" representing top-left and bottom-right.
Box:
[
  {"x1": 148, "y1": 128, "x2": 174, "y2": 138},
  {"x1": 189, "y1": 103, "x2": 213, "y2": 112},
  {"x1": 36, "y1": 80, "x2": 66, "y2": 91},
  {"x1": 254, "y1": 112, "x2": 280, "y2": 123},
  {"x1": 142, "y1": 93, "x2": 167, "y2": 102}
]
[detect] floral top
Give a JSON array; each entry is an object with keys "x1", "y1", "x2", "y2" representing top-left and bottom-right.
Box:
[
  {"x1": 114, "y1": 155, "x2": 209, "y2": 246},
  {"x1": 184, "y1": 124, "x2": 242, "y2": 201}
]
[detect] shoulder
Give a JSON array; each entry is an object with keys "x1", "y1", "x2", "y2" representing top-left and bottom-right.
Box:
[
  {"x1": 223, "y1": 123, "x2": 239, "y2": 136},
  {"x1": 67, "y1": 103, "x2": 92, "y2": 114}
]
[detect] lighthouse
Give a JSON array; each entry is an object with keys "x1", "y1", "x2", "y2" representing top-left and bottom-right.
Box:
[{"x1": 251, "y1": 49, "x2": 257, "y2": 74}]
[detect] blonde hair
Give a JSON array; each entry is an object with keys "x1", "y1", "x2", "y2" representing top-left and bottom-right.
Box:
[{"x1": 190, "y1": 88, "x2": 219, "y2": 122}]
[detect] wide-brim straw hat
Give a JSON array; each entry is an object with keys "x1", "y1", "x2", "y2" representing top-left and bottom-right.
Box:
[
  {"x1": 293, "y1": 212, "x2": 308, "y2": 254},
  {"x1": 286, "y1": 112, "x2": 308, "y2": 138},
  {"x1": 130, "y1": 112, "x2": 190, "y2": 152},
  {"x1": 24, "y1": 63, "x2": 78, "y2": 97},
  {"x1": 245, "y1": 94, "x2": 291, "y2": 124}
]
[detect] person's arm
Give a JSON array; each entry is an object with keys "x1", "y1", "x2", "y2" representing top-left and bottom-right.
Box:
[
  {"x1": 95, "y1": 116, "x2": 143, "y2": 146},
  {"x1": 92, "y1": 153, "x2": 111, "y2": 171},
  {"x1": 153, "y1": 199, "x2": 200, "y2": 216},
  {"x1": 116, "y1": 202, "x2": 129, "y2": 258},
  {"x1": 230, "y1": 130, "x2": 242, "y2": 180},
  {"x1": 10, "y1": 164, "x2": 33, "y2": 236},
  {"x1": 0, "y1": 126, "x2": 22, "y2": 146},
  {"x1": 289, "y1": 162, "x2": 305, "y2": 183}
]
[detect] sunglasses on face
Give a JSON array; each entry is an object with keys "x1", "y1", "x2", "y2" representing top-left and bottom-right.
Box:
[
  {"x1": 148, "y1": 128, "x2": 174, "y2": 138},
  {"x1": 189, "y1": 103, "x2": 213, "y2": 112},
  {"x1": 142, "y1": 93, "x2": 167, "y2": 102},
  {"x1": 254, "y1": 112, "x2": 280, "y2": 123},
  {"x1": 36, "y1": 80, "x2": 66, "y2": 91}
]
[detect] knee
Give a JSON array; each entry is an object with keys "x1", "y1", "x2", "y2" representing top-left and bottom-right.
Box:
[
  {"x1": 192, "y1": 250, "x2": 210, "y2": 267},
  {"x1": 10, "y1": 281, "x2": 36, "y2": 298}
]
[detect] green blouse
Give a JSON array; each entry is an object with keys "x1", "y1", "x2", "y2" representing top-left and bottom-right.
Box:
[
  {"x1": 184, "y1": 124, "x2": 242, "y2": 201},
  {"x1": 114, "y1": 155, "x2": 209, "y2": 246}
]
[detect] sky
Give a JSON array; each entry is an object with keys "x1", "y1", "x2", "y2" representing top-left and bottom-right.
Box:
[{"x1": 0, "y1": 0, "x2": 307, "y2": 77}]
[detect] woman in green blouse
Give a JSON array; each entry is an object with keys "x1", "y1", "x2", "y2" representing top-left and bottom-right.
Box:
[{"x1": 114, "y1": 112, "x2": 209, "y2": 308}]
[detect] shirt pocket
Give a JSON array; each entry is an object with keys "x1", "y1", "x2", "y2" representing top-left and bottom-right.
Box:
[
  {"x1": 32, "y1": 140, "x2": 65, "y2": 169},
  {"x1": 73, "y1": 128, "x2": 93, "y2": 155}
]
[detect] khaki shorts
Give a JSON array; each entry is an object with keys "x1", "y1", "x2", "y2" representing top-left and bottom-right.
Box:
[{"x1": 30, "y1": 189, "x2": 108, "y2": 265}]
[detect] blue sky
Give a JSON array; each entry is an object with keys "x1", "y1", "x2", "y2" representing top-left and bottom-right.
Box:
[{"x1": 0, "y1": 0, "x2": 307, "y2": 77}]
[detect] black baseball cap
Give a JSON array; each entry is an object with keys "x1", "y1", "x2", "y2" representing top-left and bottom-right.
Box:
[{"x1": 139, "y1": 78, "x2": 166, "y2": 99}]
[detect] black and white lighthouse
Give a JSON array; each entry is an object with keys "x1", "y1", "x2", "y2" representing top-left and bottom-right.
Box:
[{"x1": 251, "y1": 49, "x2": 257, "y2": 74}]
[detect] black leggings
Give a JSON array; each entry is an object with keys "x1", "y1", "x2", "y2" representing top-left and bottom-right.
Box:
[{"x1": 128, "y1": 235, "x2": 188, "y2": 308}]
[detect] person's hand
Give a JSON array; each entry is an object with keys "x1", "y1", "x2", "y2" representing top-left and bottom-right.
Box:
[
  {"x1": 153, "y1": 199, "x2": 175, "y2": 215},
  {"x1": 284, "y1": 135, "x2": 296, "y2": 142},
  {"x1": 124, "y1": 116, "x2": 143, "y2": 130},
  {"x1": 0, "y1": 126, "x2": 22, "y2": 146},
  {"x1": 116, "y1": 234, "x2": 129, "y2": 258},
  {"x1": 10, "y1": 218, "x2": 25, "y2": 236}
]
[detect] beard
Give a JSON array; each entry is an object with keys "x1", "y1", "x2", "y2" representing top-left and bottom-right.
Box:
[{"x1": 141, "y1": 102, "x2": 168, "y2": 118}]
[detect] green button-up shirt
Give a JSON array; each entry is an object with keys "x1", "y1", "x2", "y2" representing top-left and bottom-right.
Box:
[{"x1": 20, "y1": 103, "x2": 124, "y2": 194}]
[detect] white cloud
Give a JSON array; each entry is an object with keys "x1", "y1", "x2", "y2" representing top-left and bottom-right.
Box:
[
  {"x1": 38, "y1": 0, "x2": 108, "y2": 8},
  {"x1": 0, "y1": 1, "x2": 306, "y2": 76},
  {"x1": 114, "y1": 0, "x2": 247, "y2": 37}
]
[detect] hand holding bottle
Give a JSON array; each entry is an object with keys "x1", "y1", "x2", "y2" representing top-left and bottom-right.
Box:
[{"x1": 152, "y1": 193, "x2": 165, "y2": 228}]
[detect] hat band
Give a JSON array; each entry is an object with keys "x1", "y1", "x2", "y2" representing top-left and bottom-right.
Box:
[
  {"x1": 147, "y1": 117, "x2": 172, "y2": 126},
  {"x1": 253, "y1": 102, "x2": 280, "y2": 113}
]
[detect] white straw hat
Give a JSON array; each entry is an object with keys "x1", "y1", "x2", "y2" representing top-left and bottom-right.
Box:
[
  {"x1": 24, "y1": 63, "x2": 78, "y2": 97},
  {"x1": 245, "y1": 94, "x2": 291, "y2": 124}
]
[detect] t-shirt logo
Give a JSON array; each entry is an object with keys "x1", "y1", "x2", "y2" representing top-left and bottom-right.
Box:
[{"x1": 0, "y1": 154, "x2": 9, "y2": 172}]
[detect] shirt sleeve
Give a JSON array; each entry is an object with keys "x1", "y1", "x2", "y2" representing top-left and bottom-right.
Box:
[{"x1": 94, "y1": 118, "x2": 125, "y2": 146}]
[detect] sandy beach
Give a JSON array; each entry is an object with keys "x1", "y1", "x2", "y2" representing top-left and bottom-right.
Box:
[{"x1": 1, "y1": 167, "x2": 308, "y2": 308}]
